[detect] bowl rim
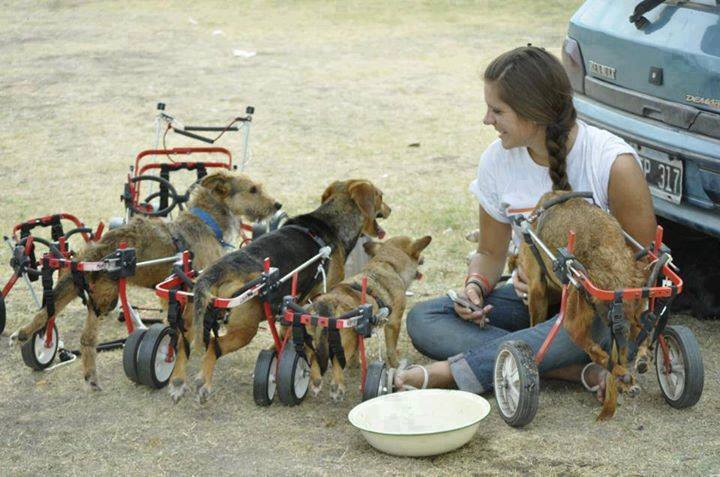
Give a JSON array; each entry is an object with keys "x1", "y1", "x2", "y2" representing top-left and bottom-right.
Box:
[{"x1": 348, "y1": 389, "x2": 491, "y2": 437}]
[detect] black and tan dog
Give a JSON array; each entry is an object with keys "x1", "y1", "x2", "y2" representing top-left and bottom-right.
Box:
[
  {"x1": 306, "y1": 235, "x2": 431, "y2": 402},
  {"x1": 517, "y1": 191, "x2": 647, "y2": 420},
  {"x1": 169, "y1": 179, "x2": 391, "y2": 403},
  {"x1": 11, "y1": 171, "x2": 280, "y2": 389}
]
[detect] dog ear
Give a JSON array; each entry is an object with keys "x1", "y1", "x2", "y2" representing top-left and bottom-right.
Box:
[
  {"x1": 321, "y1": 181, "x2": 341, "y2": 204},
  {"x1": 348, "y1": 181, "x2": 377, "y2": 220},
  {"x1": 363, "y1": 240, "x2": 380, "y2": 257},
  {"x1": 201, "y1": 173, "x2": 231, "y2": 198},
  {"x1": 410, "y1": 235, "x2": 432, "y2": 258}
]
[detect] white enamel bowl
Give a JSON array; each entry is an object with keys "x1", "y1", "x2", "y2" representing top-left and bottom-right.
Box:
[{"x1": 348, "y1": 389, "x2": 491, "y2": 457}]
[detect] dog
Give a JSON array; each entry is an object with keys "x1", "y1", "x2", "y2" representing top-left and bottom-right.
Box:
[
  {"x1": 305, "y1": 235, "x2": 431, "y2": 402},
  {"x1": 168, "y1": 179, "x2": 391, "y2": 403},
  {"x1": 11, "y1": 171, "x2": 280, "y2": 390},
  {"x1": 517, "y1": 191, "x2": 647, "y2": 420}
]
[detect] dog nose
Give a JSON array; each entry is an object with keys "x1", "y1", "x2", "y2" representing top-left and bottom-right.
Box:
[{"x1": 274, "y1": 202, "x2": 282, "y2": 210}]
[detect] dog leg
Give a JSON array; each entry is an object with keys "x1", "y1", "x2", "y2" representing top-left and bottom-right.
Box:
[
  {"x1": 80, "y1": 308, "x2": 103, "y2": 391},
  {"x1": 169, "y1": 305, "x2": 194, "y2": 403},
  {"x1": 329, "y1": 355, "x2": 346, "y2": 403},
  {"x1": 195, "y1": 318, "x2": 259, "y2": 403},
  {"x1": 306, "y1": 342, "x2": 323, "y2": 398},
  {"x1": 527, "y1": 279, "x2": 549, "y2": 327},
  {"x1": 384, "y1": 313, "x2": 401, "y2": 368}
]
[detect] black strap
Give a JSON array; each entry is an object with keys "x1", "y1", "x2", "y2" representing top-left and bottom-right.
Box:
[
  {"x1": 41, "y1": 257, "x2": 55, "y2": 319},
  {"x1": 348, "y1": 282, "x2": 392, "y2": 316},
  {"x1": 325, "y1": 326, "x2": 346, "y2": 369},
  {"x1": 607, "y1": 291, "x2": 629, "y2": 371},
  {"x1": 49, "y1": 215, "x2": 64, "y2": 242},
  {"x1": 522, "y1": 231, "x2": 550, "y2": 284},
  {"x1": 196, "y1": 163, "x2": 207, "y2": 180},
  {"x1": 203, "y1": 306, "x2": 223, "y2": 358},
  {"x1": 167, "y1": 289, "x2": 191, "y2": 358},
  {"x1": 69, "y1": 261, "x2": 101, "y2": 316}
]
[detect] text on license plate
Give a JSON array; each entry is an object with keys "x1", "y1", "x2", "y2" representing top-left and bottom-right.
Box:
[{"x1": 638, "y1": 146, "x2": 683, "y2": 205}]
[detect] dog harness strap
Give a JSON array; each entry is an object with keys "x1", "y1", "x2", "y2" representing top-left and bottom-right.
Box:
[
  {"x1": 159, "y1": 165, "x2": 171, "y2": 215},
  {"x1": 171, "y1": 232, "x2": 191, "y2": 255},
  {"x1": 69, "y1": 261, "x2": 101, "y2": 317},
  {"x1": 327, "y1": 326, "x2": 346, "y2": 369},
  {"x1": 190, "y1": 207, "x2": 234, "y2": 250},
  {"x1": 41, "y1": 257, "x2": 55, "y2": 319},
  {"x1": 291, "y1": 316, "x2": 312, "y2": 363},
  {"x1": 49, "y1": 215, "x2": 64, "y2": 242},
  {"x1": 607, "y1": 290, "x2": 628, "y2": 371},
  {"x1": 195, "y1": 163, "x2": 207, "y2": 180},
  {"x1": 281, "y1": 224, "x2": 328, "y2": 251},
  {"x1": 349, "y1": 282, "x2": 392, "y2": 316}
]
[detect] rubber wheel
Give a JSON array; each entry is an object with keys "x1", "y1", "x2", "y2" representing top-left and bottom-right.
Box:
[
  {"x1": 21, "y1": 323, "x2": 59, "y2": 371},
  {"x1": 277, "y1": 345, "x2": 310, "y2": 406},
  {"x1": 655, "y1": 325, "x2": 704, "y2": 409},
  {"x1": 122, "y1": 328, "x2": 148, "y2": 384},
  {"x1": 494, "y1": 340, "x2": 539, "y2": 428},
  {"x1": 253, "y1": 349, "x2": 278, "y2": 406},
  {"x1": 136, "y1": 324, "x2": 176, "y2": 389},
  {"x1": 362, "y1": 361, "x2": 388, "y2": 401},
  {"x1": 0, "y1": 292, "x2": 6, "y2": 335}
]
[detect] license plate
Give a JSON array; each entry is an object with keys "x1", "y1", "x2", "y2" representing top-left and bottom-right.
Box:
[{"x1": 638, "y1": 146, "x2": 683, "y2": 205}]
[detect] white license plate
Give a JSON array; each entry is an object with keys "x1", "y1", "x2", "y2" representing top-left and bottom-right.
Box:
[{"x1": 638, "y1": 146, "x2": 683, "y2": 205}]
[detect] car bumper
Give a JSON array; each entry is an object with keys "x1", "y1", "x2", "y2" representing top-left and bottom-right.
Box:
[{"x1": 574, "y1": 94, "x2": 720, "y2": 238}]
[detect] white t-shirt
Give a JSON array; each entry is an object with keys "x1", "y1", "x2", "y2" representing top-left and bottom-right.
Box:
[{"x1": 469, "y1": 120, "x2": 640, "y2": 247}]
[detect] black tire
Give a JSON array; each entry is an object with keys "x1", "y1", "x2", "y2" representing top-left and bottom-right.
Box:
[
  {"x1": 21, "y1": 323, "x2": 59, "y2": 371},
  {"x1": 493, "y1": 340, "x2": 539, "y2": 428},
  {"x1": 0, "y1": 292, "x2": 6, "y2": 335},
  {"x1": 253, "y1": 349, "x2": 278, "y2": 406},
  {"x1": 655, "y1": 325, "x2": 704, "y2": 409},
  {"x1": 136, "y1": 324, "x2": 176, "y2": 389},
  {"x1": 362, "y1": 361, "x2": 388, "y2": 401},
  {"x1": 122, "y1": 328, "x2": 148, "y2": 384},
  {"x1": 277, "y1": 346, "x2": 310, "y2": 406}
]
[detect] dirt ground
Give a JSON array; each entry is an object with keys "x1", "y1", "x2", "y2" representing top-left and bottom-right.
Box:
[{"x1": 1, "y1": 1, "x2": 719, "y2": 475}]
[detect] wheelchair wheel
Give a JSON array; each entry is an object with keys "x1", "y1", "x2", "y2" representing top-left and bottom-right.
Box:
[
  {"x1": 362, "y1": 361, "x2": 389, "y2": 401},
  {"x1": 655, "y1": 325, "x2": 704, "y2": 409},
  {"x1": 0, "y1": 292, "x2": 5, "y2": 335},
  {"x1": 494, "y1": 340, "x2": 539, "y2": 428},
  {"x1": 136, "y1": 324, "x2": 175, "y2": 389},
  {"x1": 277, "y1": 346, "x2": 310, "y2": 406},
  {"x1": 122, "y1": 328, "x2": 148, "y2": 384},
  {"x1": 253, "y1": 349, "x2": 278, "y2": 406},
  {"x1": 21, "y1": 323, "x2": 59, "y2": 370}
]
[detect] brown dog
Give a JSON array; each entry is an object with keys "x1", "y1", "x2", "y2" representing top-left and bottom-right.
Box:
[
  {"x1": 306, "y1": 235, "x2": 432, "y2": 402},
  {"x1": 169, "y1": 179, "x2": 391, "y2": 403},
  {"x1": 11, "y1": 171, "x2": 280, "y2": 389},
  {"x1": 517, "y1": 191, "x2": 647, "y2": 420}
]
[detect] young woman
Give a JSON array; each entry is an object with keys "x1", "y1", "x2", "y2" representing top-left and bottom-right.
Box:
[{"x1": 397, "y1": 45, "x2": 657, "y2": 402}]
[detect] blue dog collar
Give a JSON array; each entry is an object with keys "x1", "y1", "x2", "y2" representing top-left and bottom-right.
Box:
[{"x1": 190, "y1": 207, "x2": 234, "y2": 249}]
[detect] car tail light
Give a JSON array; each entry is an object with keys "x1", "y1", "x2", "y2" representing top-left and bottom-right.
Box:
[{"x1": 561, "y1": 36, "x2": 585, "y2": 94}]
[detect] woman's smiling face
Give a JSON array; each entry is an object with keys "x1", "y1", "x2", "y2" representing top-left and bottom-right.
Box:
[{"x1": 483, "y1": 81, "x2": 543, "y2": 150}]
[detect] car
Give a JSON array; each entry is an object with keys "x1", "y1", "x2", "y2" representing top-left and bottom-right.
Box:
[{"x1": 561, "y1": 0, "x2": 720, "y2": 318}]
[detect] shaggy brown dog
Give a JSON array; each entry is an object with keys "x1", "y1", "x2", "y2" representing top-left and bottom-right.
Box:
[
  {"x1": 517, "y1": 191, "x2": 647, "y2": 420},
  {"x1": 169, "y1": 179, "x2": 391, "y2": 403},
  {"x1": 306, "y1": 235, "x2": 432, "y2": 402},
  {"x1": 11, "y1": 171, "x2": 280, "y2": 389}
]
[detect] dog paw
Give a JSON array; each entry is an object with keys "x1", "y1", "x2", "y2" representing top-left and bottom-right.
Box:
[
  {"x1": 635, "y1": 358, "x2": 649, "y2": 374},
  {"x1": 9, "y1": 330, "x2": 25, "y2": 347},
  {"x1": 311, "y1": 380, "x2": 323, "y2": 398},
  {"x1": 84, "y1": 373, "x2": 103, "y2": 392},
  {"x1": 627, "y1": 384, "x2": 641, "y2": 399},
  {"x1": 196, "y1": 385, "x2": 212, "y2": 404},
  {"x1": 329, "y1": 383, "x2": 345, "y2": 403},
  {"x1": 169, "y1": 379, "x2": 189, "y2": 404},
  {"x1": 192, "y1": 374, "x2": 205, "y2": 392}
]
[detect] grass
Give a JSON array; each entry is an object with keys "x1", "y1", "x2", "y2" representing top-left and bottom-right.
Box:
[{"x1": 1, "y1": 1, "x2": 719, "y2": 475}]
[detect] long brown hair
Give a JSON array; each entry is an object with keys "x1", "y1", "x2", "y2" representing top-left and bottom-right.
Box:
[{"x1": 484, "y1": 45, "x2": 576, "y2": 191}]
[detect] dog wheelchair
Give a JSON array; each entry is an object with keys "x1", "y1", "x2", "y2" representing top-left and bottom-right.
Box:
[
  {"x1": 1, "y1": 213, "x2": 103, "y2": 336},
  {"x1": 153, "y1": 248, "x2": 390, "y2": 404},
  {"x1": 493, "y1": 193, "x2": 703, "y2": 427},
  {"x1": 117, "y1": 102, "x2": 288, "y2": 243},
  {"x1": 13, "y1": 241, "x2": 185, "y2": 373}
]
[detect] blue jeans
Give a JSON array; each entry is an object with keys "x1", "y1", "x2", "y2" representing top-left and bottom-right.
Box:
[{"x1": 406, "y1": 283, "x2": 616, "y2": 394}]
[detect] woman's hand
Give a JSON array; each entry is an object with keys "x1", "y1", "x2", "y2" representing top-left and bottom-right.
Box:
[
  {"x1": 512, "y1": 265, "x2": 529, "y2": 304},
  {"x1": 453, "y1": 284, "x2": 493, "y2": 327}
]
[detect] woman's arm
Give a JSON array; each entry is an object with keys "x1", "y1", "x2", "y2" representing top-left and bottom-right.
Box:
[
  {"x1": 607, "y1": 153, "x2": 657, "y2": 247},
  {"x1": 457, "y1": 205, "x2": 512, "y2": 321}
]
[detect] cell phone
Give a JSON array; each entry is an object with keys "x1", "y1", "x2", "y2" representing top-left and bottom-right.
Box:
[{"x1": 447, "y1": 289, "x2": 483, "y2": 312}]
